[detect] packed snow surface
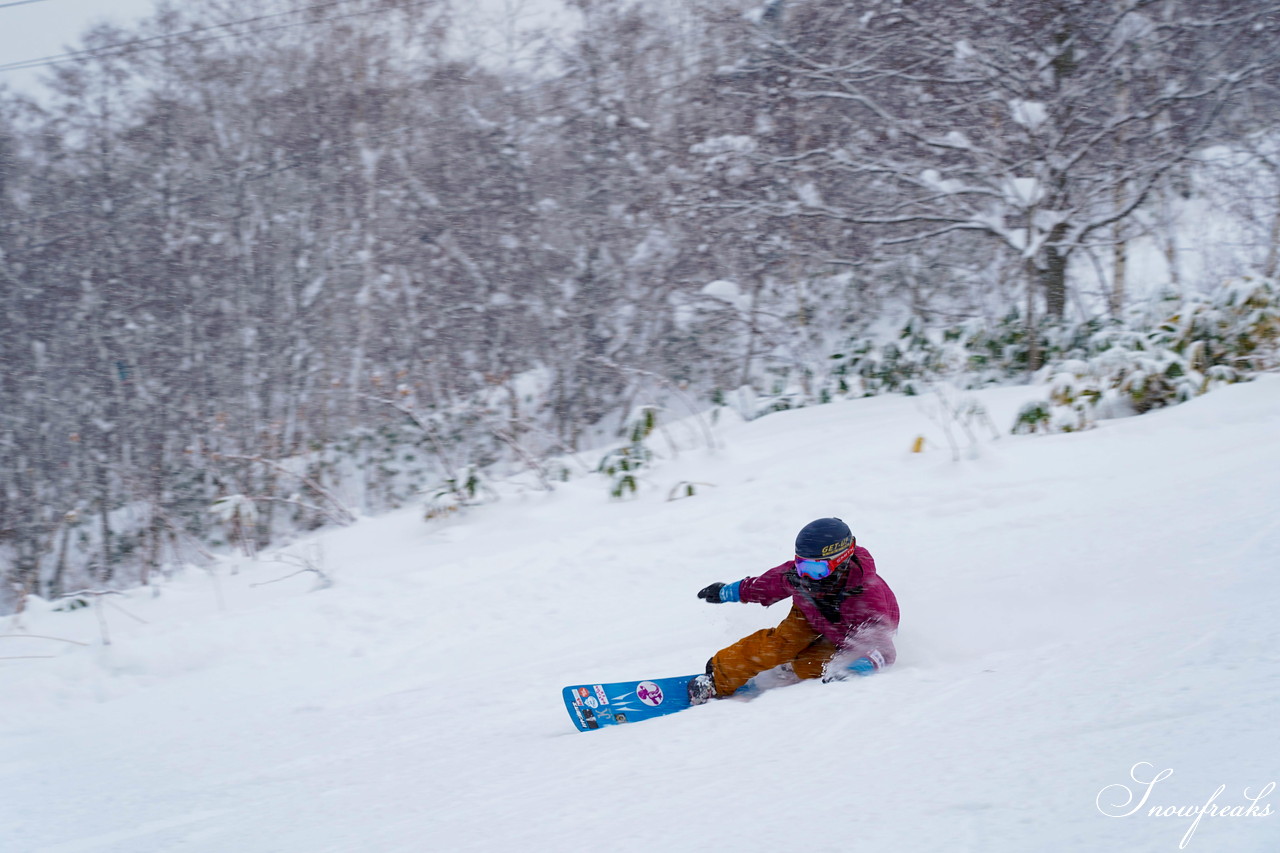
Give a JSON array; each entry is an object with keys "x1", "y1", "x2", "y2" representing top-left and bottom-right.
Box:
[{"x1": 4, "y1": 378, "x2": 1279, "y2": 852}]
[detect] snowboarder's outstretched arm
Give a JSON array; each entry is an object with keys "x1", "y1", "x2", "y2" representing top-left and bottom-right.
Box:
[{"x1": 696, "y1": 562, "x2": 794, "y2": 606}]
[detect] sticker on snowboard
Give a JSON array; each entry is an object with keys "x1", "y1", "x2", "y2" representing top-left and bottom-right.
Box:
[{"x1": 562, "y1": 674, "x2": 699, "y2": 732}]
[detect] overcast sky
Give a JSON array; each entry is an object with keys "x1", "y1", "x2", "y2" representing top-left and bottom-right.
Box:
[
  {"x1": 0, "y1": 0, "x2": 160, "y2": 94},
  {"x1": 0, "y1": 0, "x2": 579, "y2": 97}
]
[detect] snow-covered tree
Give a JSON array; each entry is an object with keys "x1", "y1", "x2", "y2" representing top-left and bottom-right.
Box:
[{"x1": 703, "y1": 0, "x2": 1280, "y2": 332}]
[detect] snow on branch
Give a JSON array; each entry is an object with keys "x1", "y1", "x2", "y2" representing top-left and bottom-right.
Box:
[{"x1": 211, "y1": 454, "x2": 357, "y2": 527}]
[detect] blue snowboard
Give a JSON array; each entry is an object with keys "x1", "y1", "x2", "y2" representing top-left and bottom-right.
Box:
[{"x1": 562, "y1": 674, "x2": 700, "y2": 732}]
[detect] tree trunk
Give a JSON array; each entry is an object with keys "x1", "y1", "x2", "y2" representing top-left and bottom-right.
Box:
[
  {"x1": 1041, "y1": 243, "x2": 1068, "y2": 320},
  {"x1": 98, "y1": 495, "x2": 113, "y2": 584},
  {"x1": 1112, "y1": 27, "x2": 1131, "y2": 318},
  {"x1": 739, "y1": 273, "x2": 765, "y2": 389},
  {"x1": 1265, "y1": 189, "x2": 1280, "y2": 279},
  {"x1": 1111, "y1": 231, "x2": 1128, "y2": 319},
  {"x1": 49, "y1": 520, "x2": 72, "y2": 599},
  {"x1": 1024, "y1": 259, "x2": 1042, "y2": 372}
]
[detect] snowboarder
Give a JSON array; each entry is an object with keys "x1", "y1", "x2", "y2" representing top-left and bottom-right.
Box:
[{"x1": 688, "y1": 517, "x2": 899, "y2": 704}]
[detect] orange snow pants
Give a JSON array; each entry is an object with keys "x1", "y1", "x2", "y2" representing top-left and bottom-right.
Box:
[{"x1": 709, "y1": 605, "x2": 837, "y2": 697}]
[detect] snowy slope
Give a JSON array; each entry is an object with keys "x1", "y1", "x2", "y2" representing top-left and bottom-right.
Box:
[{"x1": 3, "y1": 378, "x2": 1278, "y2": 853}]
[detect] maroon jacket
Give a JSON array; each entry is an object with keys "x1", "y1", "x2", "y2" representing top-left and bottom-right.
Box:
[{"x1": 738, "y1": 546, "x2": 900, "y2": 662}]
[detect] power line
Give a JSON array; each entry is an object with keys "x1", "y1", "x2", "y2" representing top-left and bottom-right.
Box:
[
  {"x1": 0, "y1": 0, "x2": 416, "y2": 74},
  {"x1": 0, "y1": 1, "x2": 451, "y2": 240},
  {"x1": 0, "y1": 0, "x2": 57, "y2": 10},
  {"x1": 0, "y1": 0, "x2": 358, "y2": 73}
]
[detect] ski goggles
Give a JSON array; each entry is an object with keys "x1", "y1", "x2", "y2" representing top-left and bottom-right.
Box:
[{"x1": 794, "y1": 544, "x2": 856, "y2": 580}]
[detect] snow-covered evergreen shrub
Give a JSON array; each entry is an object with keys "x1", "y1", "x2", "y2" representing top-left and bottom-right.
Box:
[
  {"x1": 961, "y1": 312, "x2": 1038, "y2": 382},
  {"x1": 1011, "y1": 401, "x2": 1052, "y2": 435},
  {"x1": 424, "y1": 466, "x2": 488, "y2": 520},
  {"x1": 1016, "y1": 278, "x2": 1278, "y2": 434},
  {"x1": 1148, "y1": 277, "x2": 1280, "y2": 376},
  {"x1": 598, "y1": 407, "x2": 658, "y2": 499},
  {"x1": 332, "y1": 424, "x2": 437, "y2": 514},
  {"x1": 830, "y1": 317, "x2": 958, "y2": 397},
  {"x1": 1045, "y1": 361, "x2": 1104, "y2": 432},
  {"x1": 827, "y1": 313, "x2": 1104, "y2": 403}
]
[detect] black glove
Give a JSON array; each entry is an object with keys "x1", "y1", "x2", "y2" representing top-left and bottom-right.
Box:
[{"x1": 697, "y1": 582, "x2": 726, "y2": 603}]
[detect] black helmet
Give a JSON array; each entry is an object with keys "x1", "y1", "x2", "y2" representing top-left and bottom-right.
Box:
[{"x1": 795, "y1": 517, "x2": 854, "y2": 559}]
